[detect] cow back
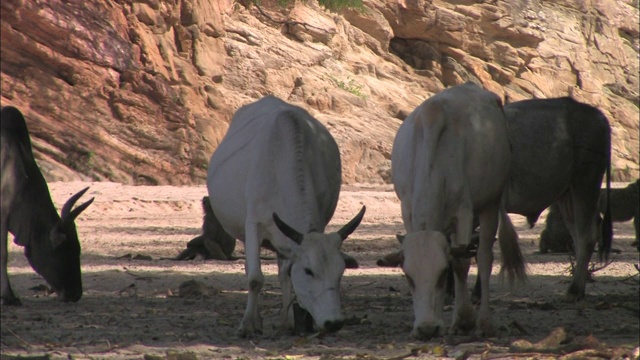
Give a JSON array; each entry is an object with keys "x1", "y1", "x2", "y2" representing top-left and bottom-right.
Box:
[
  {"x1": 503, "y1": 97, "x2": 611, "y2": 218},
  {"x1": 392, "y1": 82, "x2": 510, "y2": 232}
]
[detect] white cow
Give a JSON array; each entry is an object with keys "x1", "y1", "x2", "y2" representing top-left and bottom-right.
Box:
[
  {"x1": 207, "y1": 96, "x2": 366, "y2": 337},
  {"x1": 392, "y1": 82, "x2": 525, "y2": 339}
]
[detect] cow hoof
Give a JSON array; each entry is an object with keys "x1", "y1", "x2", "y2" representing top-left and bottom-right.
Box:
[
  {"x1": 450, "y1": 304, "x2": 475, "y2": 335},
  {"x1": 1, "y1": 296, "x2": 22, "y2": 306},
  {"x1": 236, "y1": 326, "x2": 263, "y2": 338},
  {"x1": 412, "y1": 325, "x2": 442, "y2": 340},
  {"x1": 237, "y1": 313, "x2": 263, "y2": 338},
  {"x1": 449, "y1": 323, "x2": 475, "y2": 336},
  {"x1": 565, "y1": 284, "x2": 585, "y2": 303},
  {"x1": 477, "y1": 318, "x2": 494, "y2": 338}
]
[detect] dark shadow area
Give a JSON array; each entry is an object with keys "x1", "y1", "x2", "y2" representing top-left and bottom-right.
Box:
[
  {"x1": 3, "y1": 216, "x2": 638, "y2": 358},
  {"x1": 2, "y1": 264, "x2": 638, "y2": 355}
]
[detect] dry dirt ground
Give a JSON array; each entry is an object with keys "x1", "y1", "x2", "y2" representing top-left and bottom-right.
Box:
[{"x1": 1, "y1": 182, "x2": 639, "y2": 360}]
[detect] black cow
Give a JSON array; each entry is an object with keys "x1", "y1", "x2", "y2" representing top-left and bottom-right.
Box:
[
  {"x1": 1, "y1": 106, "x2": 94, "y2": 305},
  {"x1": 501, "y1": 97, "x2": 612, "y2": 301}
]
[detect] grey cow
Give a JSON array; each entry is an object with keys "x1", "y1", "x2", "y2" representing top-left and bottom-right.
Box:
[{"x1": 1, "y1": 106, "x2": 94, "y2": 305}]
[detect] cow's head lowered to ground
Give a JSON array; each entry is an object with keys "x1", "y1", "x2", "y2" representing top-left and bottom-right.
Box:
[
  {"x1": 28, "y1": 187, "x2": 94, "y2": 302},
  {"x1": 1, "y1": 106, "x2": 94, "y2": 305},
  {"x1": 273, "y1": 205, "x2": 366, "y2": 333},
  {"x1": 395, "y1": 231, "x2": 473, "y2": 339}
]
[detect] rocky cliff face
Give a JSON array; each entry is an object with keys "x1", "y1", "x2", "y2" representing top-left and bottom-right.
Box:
[{"x1": 1, "y1": 0, "x2": 638, "y2": 185}]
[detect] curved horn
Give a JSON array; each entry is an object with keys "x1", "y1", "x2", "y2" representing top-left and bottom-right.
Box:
[
  {"x1": 61, "y1": 187, "x2": 93, "y2": 222},
  {"x1": 337, "y1": 205, "x2": 366, "y2": 241},
  {"x1": 273, "y1": 213, "x2": 304, "y2": 245},
  {"x1": 67, "y1": 197, "x2": 95, "y2": 222}
]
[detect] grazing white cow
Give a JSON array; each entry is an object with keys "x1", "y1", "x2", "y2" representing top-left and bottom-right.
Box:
[
  {"x1": 392, "y1": 82, "x2": 525, "y2": 339},
  {"x1": 207, "y1": 96, "x2": 366, "y2": 337}
]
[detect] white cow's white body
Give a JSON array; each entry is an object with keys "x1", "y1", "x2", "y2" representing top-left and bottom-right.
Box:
[
  {"x1": 392, "y1": 82, "x2": 518, "y2": 339},
  {"x1": 207, "y1": 96, "x2": 364, "y2": 337}
]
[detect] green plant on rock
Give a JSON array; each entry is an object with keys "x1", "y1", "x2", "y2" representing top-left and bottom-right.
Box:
[
  {"x1": 328, "y1": 75, "x2": 366, "y2": 99},
  {"x1": 318, "y1": 0, "x2": 364, "y2": 11},
  {"x1": 249, "y1": 0, "x2": 363, "y2": 12}
]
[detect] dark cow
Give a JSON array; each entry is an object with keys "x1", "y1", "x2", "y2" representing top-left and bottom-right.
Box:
[
  {"x1": 380, "y1": 97, "x2": 613, "y2": 303},
  {"x1": 173, "y1": 196, "x2": 237, "y2": 261},
  {"x1": 1, "y1": 106, "x2": 94, "y2": 305},
  {"x1": 502, "y1": 97, "x2": 612, "y2": 301}
]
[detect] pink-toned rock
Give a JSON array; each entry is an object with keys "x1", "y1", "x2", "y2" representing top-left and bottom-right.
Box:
[{"x1": 0, "y1": 0, "x2": 637, "y2": 185}]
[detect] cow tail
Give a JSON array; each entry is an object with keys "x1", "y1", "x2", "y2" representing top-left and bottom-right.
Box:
[
  {"x1": 599, "y1": 155, "x2": 613, "y2": 261},
  {"x1": 498, "y1": 207, "x2": 527, "y2": 286}
]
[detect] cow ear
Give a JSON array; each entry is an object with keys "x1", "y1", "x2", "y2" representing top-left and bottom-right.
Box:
[
  {"x1": 50, "y1": 225, "x2": 67, "y2": 249},
  {"x1": 395, "y1": 233, "x2": 405, "y2": 244},
  {"x1": 273, "y1": 212, "x2": 304, "y2": 245},
  {"x1": 337, "y1": 205, "x2": 366, "y2": 241}
]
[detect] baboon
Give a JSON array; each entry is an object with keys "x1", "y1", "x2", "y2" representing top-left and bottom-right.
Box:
[
  {"x1": 539, "y1": 203, "x2": 575, "y2": 253},
  {"x1": 174, "y1": 197, "x2": 236, "y2": 260}
]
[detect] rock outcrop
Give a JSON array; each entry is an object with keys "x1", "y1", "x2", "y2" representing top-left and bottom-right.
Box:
[{"x1": 1, "y1": 0, "x2": 638, "y2": 185}]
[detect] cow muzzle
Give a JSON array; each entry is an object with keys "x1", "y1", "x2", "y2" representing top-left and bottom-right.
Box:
[
  {"x1": 323, "y1": 319, "x2": 344, "y2": 333},
  {"x1": 412, "y1": 323, "x2": 443, "y2": 340}
]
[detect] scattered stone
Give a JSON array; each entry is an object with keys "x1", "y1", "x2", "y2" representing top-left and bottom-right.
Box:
[{"x1": 178, "y1": 280, "x2": 215, "y2": 298}]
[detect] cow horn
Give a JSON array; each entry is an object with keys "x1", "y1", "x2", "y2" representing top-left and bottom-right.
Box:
[
  {"x1": 61, "y1": 187, "x2": 94, "y2": 223},
  {"x1": 273, "y1": 213, "x2": 304, "y2": 245},
  {"x1": 337, "y1": 205, "x2": 366, "y2": 241}
]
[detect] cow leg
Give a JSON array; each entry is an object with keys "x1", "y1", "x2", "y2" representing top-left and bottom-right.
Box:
[
  {"x1": 634, "y1": 208, "x2": 639, "y2": 248},
  {"x1": 558, "y1": 185, "x2": 600, "y2": 302},
  {"x1": 449, "y1": 256, "x2": 474, "y2": 334},
  {"x1": 475, "y1": 204, "x2": 499, "y2": 337},
  {"x1": 450, "y1": 205, "x2": 475, "y2": 335},
  {"x1": 277, "y1": 256, "x2": 295, "y2": 331},
  {"x1": 238, "y1": 223, "x2": 264, "y2": 337},
  {"x1": 1, "y1": 223, "x2": 21, "y2": 306}
]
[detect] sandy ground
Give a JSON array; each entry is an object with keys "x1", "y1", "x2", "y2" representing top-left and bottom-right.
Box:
[{"x1": 1, "y1": 181, "x2": 638, "y2": 360}]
